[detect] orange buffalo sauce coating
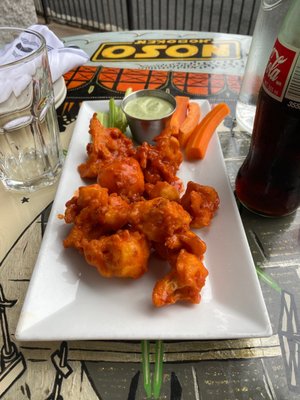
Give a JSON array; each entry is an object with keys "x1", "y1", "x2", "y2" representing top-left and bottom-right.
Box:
[{"x1": 62, "y1": 102, "x2": 220, "y2": 307}]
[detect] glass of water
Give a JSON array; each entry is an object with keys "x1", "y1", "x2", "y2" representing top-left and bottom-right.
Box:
[
  {"x1": 236, "y1": 0, "x2": 291, "y2": 134},
  {"x1": 0, "y1": 27, "x2": 63, "y2": 192}
]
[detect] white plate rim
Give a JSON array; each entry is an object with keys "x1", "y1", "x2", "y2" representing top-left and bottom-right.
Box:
[{"x1": 53, "y1": 76, "x2": 67, "y2": 109}]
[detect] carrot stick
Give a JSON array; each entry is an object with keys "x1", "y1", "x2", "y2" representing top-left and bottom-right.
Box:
[
  {"x1": 168, "y1": 96, "x2": 189, "y2": 133},
  {"x1": 178, "y1": 102, "x2": 201, "y2": 147},
  {"x1": 185, "y1": 102, "x2": 230, "y2": 160}
]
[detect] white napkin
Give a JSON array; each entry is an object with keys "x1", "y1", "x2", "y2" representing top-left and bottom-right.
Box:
[{"x1": 0, "y1": 24, "x2": 89, "y2": 104}]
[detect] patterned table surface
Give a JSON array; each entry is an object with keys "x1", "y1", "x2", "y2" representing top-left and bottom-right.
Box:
[{"x1": 0, "y1": 30, "x2": 299, "y2": 400}]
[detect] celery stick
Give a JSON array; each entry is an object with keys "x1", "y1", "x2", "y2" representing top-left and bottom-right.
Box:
[
  {"x1": 108, "y1": 98, "x2": 116, "y2": 128},
  {"x1": 124, "y1": 87, "x2": 133, "y2": 97},
  {"x1": 96, "y1": 87, "x2": 133, "y2": 132},
  {"x1": 96, "y1": 111, "x2": 109, "y2": 127}
]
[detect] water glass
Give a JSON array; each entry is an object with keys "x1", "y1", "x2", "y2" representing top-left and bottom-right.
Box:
[
  {"x1": 0, "y1": 27, "x2": 63, "y2": 192},
  {"x1": 236, "y1": 0, "x2": 291, "y2": 134}
]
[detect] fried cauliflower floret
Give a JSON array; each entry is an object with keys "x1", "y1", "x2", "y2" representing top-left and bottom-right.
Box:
[
  {"x1": 83, "y1": 229, "x2": 151, "y2": 279},
  {"x1": 63, "y1": 184, "x2": 130, "y2": 239},
  {"x1": 180, "y1": 181, "x2": 220, "y2": 228},
  {"x1": 154, "y1": 129, "x2": 183, "y2": 170},
  {"x1": 164, "y1": 230, "x2": 206, "y2": 258},
  {"x1": 63, "y1": 225, "x2": 89, "y2": 252},
  {"x1": 97, "y1": 157, "x2": 144, "y2": 200},
  {"x1": 64, "y1": 184, "x2": 109, "y2": 225},
  {"x1": 78, "y1": 115, "x2": 135, "y2": 179},
  {"x1": 144, "y1": 181, "x2": 180, "y2": 201},
  {"x1": 128, "y1": 197, "x2": 191, "y2": 243},
  {"x1": 152, "y1": 249, "x2": 208, "y2": 307},
  {"x1": 135, "y1": 131, "x2": 183, "y2": 190}
]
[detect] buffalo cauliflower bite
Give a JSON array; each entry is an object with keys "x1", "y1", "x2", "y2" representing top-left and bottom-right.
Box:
[{"x1": 83, "y1": 229, "x2": 150, "y2": 279}]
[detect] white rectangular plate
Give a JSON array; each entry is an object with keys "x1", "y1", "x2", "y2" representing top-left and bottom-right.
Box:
[{"x1": 16, "y1": 100, "x2": 272, "y2": 341}]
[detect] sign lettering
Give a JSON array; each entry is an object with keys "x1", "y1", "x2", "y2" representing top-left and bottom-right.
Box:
[{"x1": 91, "y1": 39, "x2": 240, "y2": 62}]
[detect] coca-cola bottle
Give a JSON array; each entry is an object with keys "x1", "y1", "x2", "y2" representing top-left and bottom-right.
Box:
[{"x1": 235, "y1": 0, "x2": 300, "y2": 217}]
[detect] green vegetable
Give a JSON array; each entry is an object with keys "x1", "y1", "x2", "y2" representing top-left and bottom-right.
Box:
[
  {"x1": 141, "y1": 340, "x2": 151, "y2": 397},
  {"x1": 153, "y1": 340, "x2": 164, "y2": 399},
  {"x1": 141, "y1": 340, "x2": 164, "y2": 399},
  {"x1": 96, "y1": 88, "x2": 132, "y2": 133},
  {"x1": 96, "y1": 111, "x2": 109, "y2": 127}
]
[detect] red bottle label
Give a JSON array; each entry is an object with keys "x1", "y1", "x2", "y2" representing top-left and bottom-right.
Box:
[{"x1": 263, "y1": 39, "x2": 299, "y2": 102}]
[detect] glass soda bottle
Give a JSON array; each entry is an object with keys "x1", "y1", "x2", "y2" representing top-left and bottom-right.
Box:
[{"x1": 235, "y1": 0, "x2": 300, "y2": 217}]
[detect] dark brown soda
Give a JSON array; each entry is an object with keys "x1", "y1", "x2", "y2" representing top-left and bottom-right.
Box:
[{"x1": 235, "y1": 88, "x2": 300, "y2": 217}]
